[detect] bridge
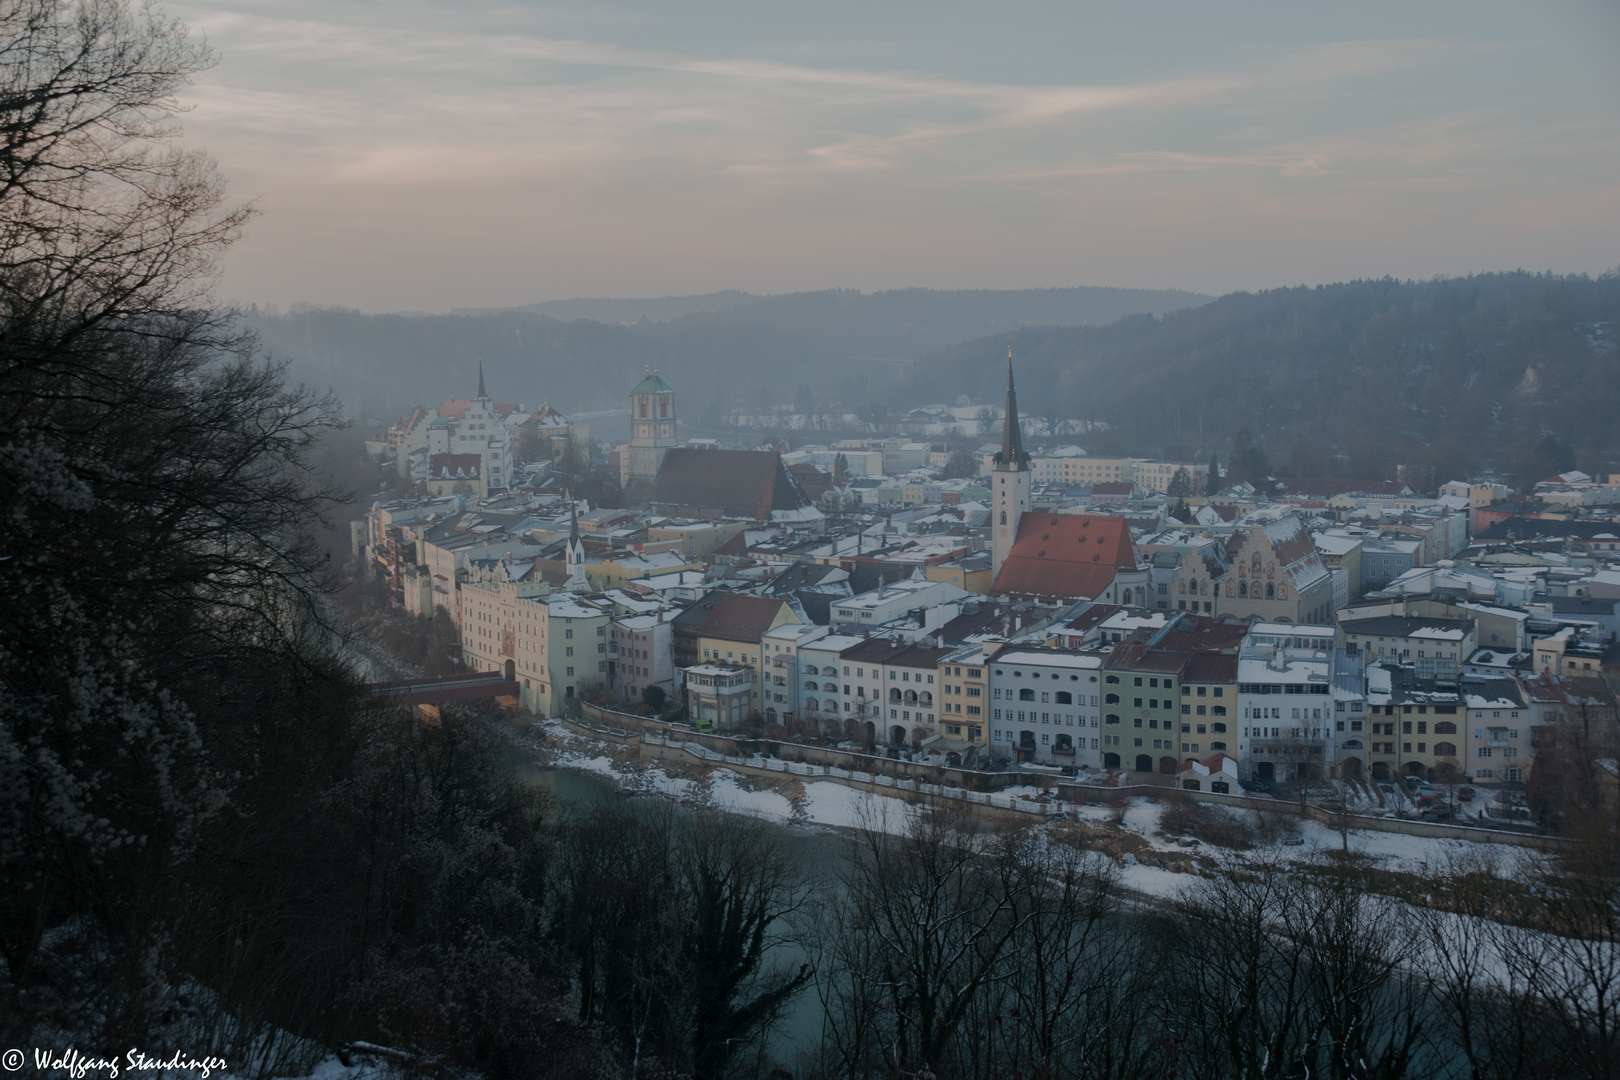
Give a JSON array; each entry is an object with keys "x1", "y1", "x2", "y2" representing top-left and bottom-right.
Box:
[{"x1": 363, "y1": 671, "x2": 521, "y2": 707}]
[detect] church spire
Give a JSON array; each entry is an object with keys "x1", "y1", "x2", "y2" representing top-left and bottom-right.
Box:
[
  {"x1": 994, "y1": 344, "x2": 1030, "y2": 471},
  {"x1": 565, "y1": 491, "x2": 587, "y2": 590},
  {"x1": 477, "y1": 361, "x2": 487, "y2": 400}
]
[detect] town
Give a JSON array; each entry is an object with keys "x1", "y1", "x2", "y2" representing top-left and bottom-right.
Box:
[{"x1": 355, "y1": 357, "x2": 1620, "y2": 830}]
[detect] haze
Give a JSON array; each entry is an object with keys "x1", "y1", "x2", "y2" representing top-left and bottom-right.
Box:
[{"x1": 176, "y1": 0, "x2": 1620, "y2": 313}]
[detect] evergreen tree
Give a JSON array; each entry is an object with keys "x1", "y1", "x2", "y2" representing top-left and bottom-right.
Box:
[
  {"x1": 1206, "y1": 450, "x2": 1221, "y2": 495},
  {"x1": 1166, "y1": 467, "x2": 1193, "y2": 498}
]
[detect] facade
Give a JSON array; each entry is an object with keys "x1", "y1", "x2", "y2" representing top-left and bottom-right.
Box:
[
  {"x1": 760, "y1": 622, "x2": 832, "y2": 726},
  {"x1": 1237, "y1": 630, "x2": 1366, "y2": 782},
  {"x1": 1462, "y1": 677, "x2": 1531, "y2": 785},
  {"x1": 690, "y1": 593, "x2": 802, "y2": 720},
  {"x1": 1133, "y1": 459, "x2": 1209, "y2": 495},
  {"x1": 626, "y1": 372, "x2": 678, "y2": 489},
  {"x1": 1311, "y1": 531, "x2": 1364, "y2": 601},
  {"x1": 1178, "y1": 652, "x2": 1240, "y2": 763},
  {"x1": 830, "y1": 578, "x2": 970, "y2": 626},
  {"x1": 612, "y1": 611, "x2": 676, "y2": 705},
  {"x1": 685, "y1": 664, "x2": 754, "y2": 730},
  {"x1": 1173, "y1": 516, "x2": 1334, "y2": 624},
  {"x1": 427, "y1": 368, "x2": 513, "y2": 492},
  {"x1": 1361, "y1": 538, "x2": 1423, "y2": 591},
  {"x1": 425, "y1": 453, "x2": 485, "y2": 498},
  {"x1": 1340, "y1": 615, "x2": 1477, "y2": 679},
  {"x1": 837, "y1": 638, "x2": 955, "y2": 746},
  {"x1": 990, "y1": 347, "x2": 1032, "y2": 582},
  {"x1": 796, "y1": 633, "x2": 871, "y2": 737},
  {"x1": 1101, "y1": 644, "x2": 1192, "y2": 774},
  {"x1": 938, "y1": 648, "x2": 990, "y2": 748},
  {"x1": 986, "y1": 648, "x2": 1104, "y2": 765},
  {"x1": 459, "y1": 579, "x2": 611, "y2": 717}
]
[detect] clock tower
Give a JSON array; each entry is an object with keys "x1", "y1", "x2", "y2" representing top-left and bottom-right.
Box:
[{"x1": 627, "y1": 369, "x2": 677, "y2": 488}]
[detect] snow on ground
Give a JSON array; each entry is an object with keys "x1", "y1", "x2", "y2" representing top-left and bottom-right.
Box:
[
  {"x1": 708, "y1": 770, "x2": 795, "y2": 820},
  {"x1": 799, "y1": 780, "x2": 914, "y2": 833}
]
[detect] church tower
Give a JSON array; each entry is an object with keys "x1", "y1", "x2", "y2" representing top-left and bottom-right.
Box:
[
  {"x1": 627, "y1": 369, "x2": 677, "y2": 489},
  {"x1": 991, "y1": 345, "x2": 1031, "y2": 581},
  {"x1": 565, "y1": 493, "x2": 587, "y2": 591}
]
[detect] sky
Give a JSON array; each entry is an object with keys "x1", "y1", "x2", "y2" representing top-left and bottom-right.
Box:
[{"x1": 172, "y1": 0, "x2": 1620, "y2": 313}]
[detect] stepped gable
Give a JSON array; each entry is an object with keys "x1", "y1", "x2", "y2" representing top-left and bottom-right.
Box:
[
  {"x1": 990, "y1": 513, "x2": 1142, "y2": 600},
  {"x1": 651, "y1": 448, "x2": 808, "y2": 520}
]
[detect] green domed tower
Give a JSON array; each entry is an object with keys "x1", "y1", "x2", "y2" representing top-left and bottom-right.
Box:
[{"x1": 628, "y1": 369, "x2": 677, "y2": 488}]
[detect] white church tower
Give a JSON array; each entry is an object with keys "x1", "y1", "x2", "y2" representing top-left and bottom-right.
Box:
[
  {"x1": 627, "y1": 369, "x2": 677, "y2": 489},
  {"x1": 991, "y1": 345, "x2": 1031, "y2": 581},
  {"x1": 565, "y1": 494, "x2": 587, "y2": 591}
]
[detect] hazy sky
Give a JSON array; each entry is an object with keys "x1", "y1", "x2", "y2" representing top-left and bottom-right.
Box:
[{"x1": 173, "y1": 0, "x2": 1620, "y2": 312}]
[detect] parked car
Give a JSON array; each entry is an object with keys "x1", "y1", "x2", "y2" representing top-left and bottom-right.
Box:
[
  {"x1": 1283, "y1": 837, "x2": 1305, "y2": 846},
  {"x1": 1241, "y1": 779, "x2": 1272, "y2": 793},
  {"x1": 1420, "y1": 809, "x2": 1454, "y2": 822}
]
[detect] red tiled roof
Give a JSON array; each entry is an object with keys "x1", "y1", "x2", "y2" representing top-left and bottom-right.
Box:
[
  {"x1": 1181, "y1": 651, "x2": 1240, "y2": 685},
  {"x1": 991, "y1": 514, "x2": 1142, "y2": 599},
  {"x1": 838, "y1": 638, "x2": 956, "y2": 668}
]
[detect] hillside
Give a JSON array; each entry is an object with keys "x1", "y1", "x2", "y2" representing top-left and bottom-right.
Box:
[
  {"x1": 246, "y1": 284, "x2": 1210, "y2": 419},
  {"x1": 910, "y1": 273, "x2": 1620, "y2": 485}
]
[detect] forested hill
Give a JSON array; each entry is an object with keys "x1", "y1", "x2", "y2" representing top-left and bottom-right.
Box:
[
  {"x1": 911, "y1": 272, "x2": 1620, "y2": 483},
  {"x1": 250, "y1": 285, "x2": 1209, "y2": 420}
]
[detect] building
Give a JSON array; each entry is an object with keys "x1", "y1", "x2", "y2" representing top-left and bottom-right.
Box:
[
  {"x1": 938, "y1": 648, "x2": 991, "y2": 753},
  {"x1": 1462, "y1": 676, "x2": 1531, "y2": 785},
  {"x1": 1340, "y1": 614, "x2": 1477, "y2": 679},
  {"x1": 991, "y1": 513, "x2": 1151, "y2": 604},
  {"x1": 685, "y1": 593, "x2": 802, "y2": 719},
  {"x1": 458, "y1": 579, "x2": 611, "y2": 717},
  {"x1": 626, "y1": 371, "x2": 678, "y2": 489},
  {"x1": 1133, "y1": 459, "x2": 1209, "y2": 495},
  {"x1": 837, "y1": 637, "x2": 956, "y2": 747},
  {"x1": 684, "y1": 663, "x2": 754, "y2": 730},
  {"x1": 612, "y1": 611, "x2": 677, "y2": 705},
  {"x1": 1237, "y1": 628, "x2": 1366, "y2": 781},
  {"x1": 985, "y1": 647, "x2": 1105, "y2": 766},
  {"x1": 426, "y1": 367, "x2": 514, "y2": 492},
  {"x1": 424, "y1": 453, "x2": 485, "y2": 498},
  {"x1": 830, "y1": 578, "x2": 970, "y2": 626},
  {"x1": 1311, "y1": 531, "x2": 1364, "y2": 601},
  {"x1": 989, "y1": 346, "x2": 1033, "y2": 582},
  {"x1": 1361, "y1": 538, "x2": 1423, "y2": 592},
  {"x1": 1172, "y1": 516, "x2": 1334, "y2": 624},
  {"x1": 650, "y1": 448, "x2": 813, "y2": 520},
  {"x1": 796, "y1": 632, "x2": 872, "y2": 737},
  {"x1": 1178, "y1": 652, "x2": 1240, "y2": 764},
  {"x1": 760, "y1": 622, "x2": 832, "y2": 726}
]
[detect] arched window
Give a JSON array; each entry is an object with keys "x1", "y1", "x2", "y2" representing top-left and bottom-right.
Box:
[
  {"x1": 1211, "y1": 722, "x2": 1227, "y2": 733},
  {"x1": 1105, "y1": 693, "x2": 1120, "y2": 704},
  {"x1": 1105, "y1": 714, "x2": 1120, "y2": 725},
  {"x1": 1210, "y1": 741, "x2": 1227, "y2": 751},
  {"x1": 1239, "y1": 580, "x2": 1248, "y2": 597},
  {"x1": 919, "y1": 692, "x2": 933, "y2": 706},
  {"x1": 1120, "y1": 588, "x2": 1132, "y2": 606},
  {"x1": 999, "y1": 510, "x2": 1007, "y2": 525},
  {"x1": 1105, "y1": 675, "x2": 1120, "y2": 684},
  {"x1": 1434, "y1": 742, "x2": 1458, "y2": 757},
  {"x1": 1435, "y1": 721, "x2": 1457, "y2": 734},
  {"x1": 823, "y1": 682, "x2": 838, "y2": 692},
  {"x1": 804, "y1": 679, "x2": 819, "y2": 690},
  {"x1": 1019, "y1": 688, "x2": 1035, "y2": 701},
  {"x1": 890, "y1": 688, "x2": 902, "y2": 701},
  {"x1": 805, "y1": 697, "x2": 819, "y2": 712},
  {"x1": 904, "y1": 690, "x2": 918, "y2": 705},
  {"x1": 660, "y1": 398, "x2": 668, "y2": 417},
  {"x1": 803, "y1": 664, "x2": 819, "y2": 676},
  {"x1": 1265, "y1": 581, "x2": 1275, "y2": 599},
  {"x1": 639, "y1": 398, "x2": 648, "y2": 418},
  {"x1": 1055, "y1": 691, "x2": 1073, "y2": 704}
]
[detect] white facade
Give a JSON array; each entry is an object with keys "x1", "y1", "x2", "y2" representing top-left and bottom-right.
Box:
[
  {"x1": 613, "y1": 612, "x2": 676, "y2": 704},
  {"x1": 760, "y1": 622, "x2": 832, "y2": 724},
  {"x1": 1235, "y1": 627, "x2": 1367, "y2": 782},
  {"x1": 427, "y1": 393, "x2": 512, "y2": 492},
  {"x1": 830, "y1": 579, "x2": 970, "y2": 626},
  {"x1": 986, "y1": 649, "x2": 1105, "y2": 765},
  {"x1": 459, "y1": 581, "x2": 610, "y2": 717},
  {"x1": 797, "y1": 633, "x2": 870, "y2": 730}
]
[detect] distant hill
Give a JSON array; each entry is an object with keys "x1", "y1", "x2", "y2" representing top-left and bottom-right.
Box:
[
  {"x1": 247, "y1": 285, "x2": 1211, "y2": 420},
  {"x1": 908, "y1": 272, "x2": 1620, "y2": 485},
  {"x1": 454, "y1": 291, "x2": 758, "y2": 323}
]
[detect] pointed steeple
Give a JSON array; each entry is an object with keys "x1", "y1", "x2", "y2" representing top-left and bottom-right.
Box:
[
  {"x1": 477, "y1": 361, "x2": 487, "y2": 400},
  {"x1": 565, "y1": 491, "x2": 587, "y2": 590},
  {"x1": 993, "y1": 344, "x2": 1030, "y2": 471}
]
